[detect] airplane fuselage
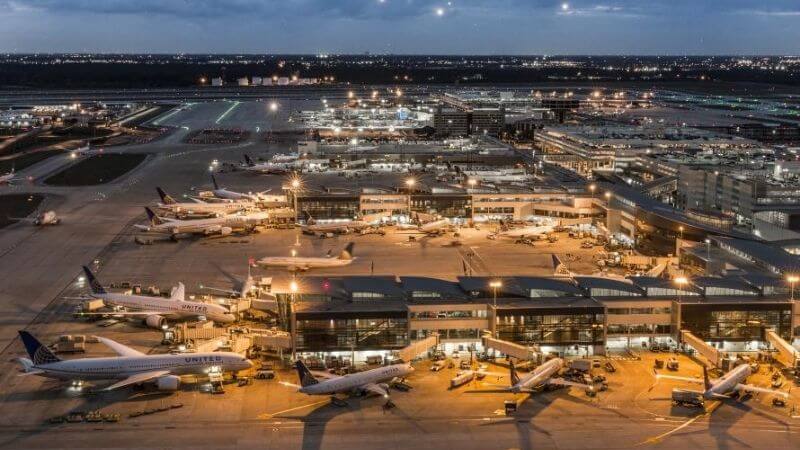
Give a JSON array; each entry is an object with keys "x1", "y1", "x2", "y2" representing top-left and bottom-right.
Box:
[
  {"x1": 256, "y1": 256, "x2": 352, "y2": 270},
  {"x1": 31, "y1": 352, "x2": 250, "y2": 381},
  {"x1": 300, "y1": 364, "x2": 413, "y2": 395},
  {"x1": 513, "y1": 358, "x2": 564, "y2": 392},
  {"x1": 93, "y1": 292, "x2": 235, "y2": 323}
]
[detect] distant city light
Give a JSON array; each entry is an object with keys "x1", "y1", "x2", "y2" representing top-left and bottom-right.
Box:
[
  {"x1": 435, "y1": 7, "x2": 445, "y2": 16},
  {"x1": 561, "y1": 2, "x2": 569, "y2": 11}
]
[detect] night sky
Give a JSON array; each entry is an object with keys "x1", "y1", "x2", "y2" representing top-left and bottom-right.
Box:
[{"x1": 1, "y1": 0, "x2": 799, "y2": 54}]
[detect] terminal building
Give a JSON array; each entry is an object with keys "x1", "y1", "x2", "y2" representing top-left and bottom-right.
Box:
[{"x1": 279, "y1": 273, "x2": 800, "y2": 364}]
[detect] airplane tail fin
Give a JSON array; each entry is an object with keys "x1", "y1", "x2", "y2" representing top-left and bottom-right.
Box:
[
  {"x1": 702, "y1": 365, "x2": 711, "y2": 391},
  {"x1": 144, "y1": 207, "x2": 164, "y2": 226},
  {"x1": 211, "y1": 174, "x2": 220, "y2": 190},
  {"x1": 18, "y1": 331, "x2": 61, "y2": 365},
  {"x1": 509, "y1": 360, "x2": 520, "y2": 386},
  {"x1": 294, "y1": 360, "x2": 319, "y2": 387},
  {"x1": 82, "y1": 265, "x2": 107, "y2": 295},
  {"x1": 156, "y1": 187, "x2": 175, "y2": 204},
  {"x1": 339, "y1": 242, "x2": 355, "y2": 260},
  {"x1": 244, "y1": 154, "x2": 255, "y2": 167},
  {"x1": 552, "y1": 254, "x2": 572, "y2": 277},
  {"x1": 170, "y1": 282, "x2": 185, "y2": 301}
]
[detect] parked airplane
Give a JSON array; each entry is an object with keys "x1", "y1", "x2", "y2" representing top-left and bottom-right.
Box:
[
  {"x1": 79, "y1": 266, "x2": 236, "y2": 328},
  {"x1": 301, "y1": 211, "x2": 381, "y2": 235},
  {"x1": 242, "y1": 154, "x2": 293, "y2": 174},
  {"x1": 498, "y1": 224, "x2": 555, "y2": 239},
  {"x1": 211, "y1": 174, "x2": 270, "y2": 202},
  {"x1": 291, "y1": 359, "x2": 413, "y2": 405},
  {"x1": 400, "y1": 214, "x2": 450, "y2": 236},
  {"x1": 551, "y1": 254, "x2": 662, "y2": 280},
  {"x1": 155, "y1": 187, "x2": 251, "y2": 216},
  {"x1": 16, "y1": 330, "x2": 251, "y2": 391},
  {"x1": 256, "y1": 243, "x2": 355, "y2": 271},
  {"x1": 200, "y1": 264, "x2": 258, "y2": 300},
  {"x1": 136, "y1": 207, "x2": 269, "y2": 239},
  {"x1": 656, "y1": 363, "x2": 788, "y2": 404},
  {"x1": 469, "y1": 358, "x2": 593, "y2": 395}
]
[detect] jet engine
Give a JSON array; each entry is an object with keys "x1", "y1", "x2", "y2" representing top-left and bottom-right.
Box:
[
  {"x1": 156, "y1": 375, "x2": 181, "y2": 391},
  {"x1": 144, "y1": 315, "x2": 166, "y2": 329},
  {"x1": 219, "y1": 227, "x2": 233, "y2": 236}
]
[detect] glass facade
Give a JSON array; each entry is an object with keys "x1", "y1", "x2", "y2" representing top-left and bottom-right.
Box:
[
  {"x1": 680, "y1": 304, "x2": 792, "y2": 341},
  {"x1": 298, "y1": 196, "x2": 360, "y2": 219},
  {"x1": 295, "y1": 312, "x2": 409, "y2": 351},
  {"x1": 410, "y1": 329, "x2": 481, "y2": 340},
  {"x1": 496, "y1": 308, "x2": 605, "y2": 346},
  {"x1": 411, "y1": 194, "x2": 471, "y2": 218},
  {"x1": 409, "y1": 310, "x2": 487, "y2": 319}
]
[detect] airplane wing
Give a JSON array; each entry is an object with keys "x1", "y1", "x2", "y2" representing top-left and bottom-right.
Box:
[
  {"x1": 199, "y1": 286, "x2": 240, "y2": 296},
  {"x1": 735, "y1": 383, "x2": 789, "y2": 398},
  {"x1": 103, "y1": 370, "x2": 171, "y2": 391},
  {"x1": 361, "y1": 383, "x2": 389, "y2": 398},
  {"x1": 547, "y1": 377, "x2": 593, "y2": 389},
  {"x1": 654, "y1": 374, "x2": 705, "y2": 384},
  {"x1": 96, "y1": 336, "x2": 146, "y2": 357}
]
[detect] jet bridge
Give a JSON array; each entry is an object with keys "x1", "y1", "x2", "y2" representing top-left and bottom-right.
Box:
[
  {"x1": 395, "y1": 335, "x2": 439, "y2": 362},
  {"x1": 766, "y1": 330, "x2": 800, "y2": 369},
  {"x1": 680, "y1": 330, "x2": 727, "y2": 368},
  {"x1": 482, "y1": 333, "x2": 540, "y2": 362}
]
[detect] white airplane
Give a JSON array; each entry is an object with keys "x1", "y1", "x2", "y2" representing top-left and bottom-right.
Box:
[
  {"x1": 551, "y1": 254, "x2": 651, "y2": 280},
  {"x1": 301, "y1": 212, "x2": 380, "y2": 235},
  {"x1": 211, "y1": 174, "x2": 270, "y2": 202},
  {"x1": 291, "y1": 359, "x2": 414, "y2": 405},
  {"x1": 16, "y1": 330, "x2": 251, "y2": 391},
  {"x1": 256, "y1": 243, "x2": 356, "y2": 271},
  {"x1": 242, "y1": 154, "x2": 294, "y2": 174},
  {"x1": 136, "y1": 207, "x2": 269, "y2": 239},
  {"x1": 79, "y1": 266, "x2": 236, "y2": 328},
  {"x1": 8, "y1": 210, "x2": 60, "y2": 226},
  {"x1": 156, "y1": 187, "x2": 252, "y2": 217},
  {"x1": 401, "y1": 214, "x2": 450, "y2": 236},
  {"x1": 498, "y1": 224, "x2": 555, "y2": 239},
  {"x1": 656, "y1": 363, "x2": 788, "y2": 404},
  {"x1": 200, "y1": 264, "x2": 259, "y2": 300},
  {"x1": 469, "y1": 358, "x2": 593, "y2": 395}
]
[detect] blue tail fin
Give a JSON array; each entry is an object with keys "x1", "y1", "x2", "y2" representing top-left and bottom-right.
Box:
[
  {"x1": 156, "y1": 187, "x2": 175, "y2": 204},
  {"x1": 18, "y1": 331, "x2": 61, "y2": 365},
  {"x1": 294, "y1": 360, "x2": 319, "y2": 387},
  {"x1": 82, "y1": 265, "x2": 106, "y2": 295}
]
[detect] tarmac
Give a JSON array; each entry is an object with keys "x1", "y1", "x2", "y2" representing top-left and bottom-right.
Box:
[{"x1": 1, "y1": 100, "x2": 799, "y2": 450}]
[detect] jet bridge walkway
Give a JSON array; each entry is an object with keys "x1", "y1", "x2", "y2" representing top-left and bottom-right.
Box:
[
  {"x1": 482, "y1": 333, "x2": 540, "y2": 362},
  {"x1": 395, "y1": 335, "x2": 439, "y2": 362},
  {"x1": 680, "y1": 330, "x2": 727, "y2": 368},
  {"x1": 766, "y1": 330, "x2": 800, "y2": 369}
]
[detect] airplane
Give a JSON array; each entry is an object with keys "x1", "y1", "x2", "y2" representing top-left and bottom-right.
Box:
[
  {"x1": 16, "y1": 330, "x2": 251, "y2": 391},
  {"x1": 400, "y1": 213, "x2": 450, "y2": 236},
  {"x1": 8, "y1": 210, "x2": 60, "y2": 226},
  {"x1": 241, "y1": 154, "x2": 294, "y2": 174},
  {"x1": 469, "y1": 358, "x2": 593, "y2": 395},
  {"x1": 497, "y1": 224, "x2": 555, "y2": 239},
  {"x1": 211, "y1": 174, "x2": 270, "y2": 202},
  {"x1": 301, "y1": 211, "x2": 379, "y2": 235},
  {"x1": 78, "y1": 266, "x2": 236, "y2": 328},
  {"x1": 290, "y1": 359, "x2": 414, "y2": 406},
  {"x1": 551, "y1": 254, "x2": 661, "y2": 280},
  {"x1": 256, "y1": 243, "x2": 356, "y2": 271},
  {"x1": 136, "y1": 207, "x2": 269, "y2": 239},
  {"x1": 656, "y1": 362, "x2": 788, "y2": 405},
  {"x1": 200, "y1": 263, "x2": 259, "y2": 300},
  {"x1": 155, "y1": 187, "x2": 252, "y2": 217}
]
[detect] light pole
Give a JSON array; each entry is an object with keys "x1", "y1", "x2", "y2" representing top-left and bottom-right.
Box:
[
  {"x1": 704, "y1": 238, "x2": 711, "y2": 268},
  {"x1": 787, "y1": 275, "x2": 799, "y2": 301},
  {"x1": 405, "y1": 178, "x2": 416, "y2": 222},
  {"x1": 291, "y1": 177, "x2": 301, "y2": 223},
  {"x1": 289, "y1": 278, "x2": 299, "y2": 360},
  {"x1": 678, "y1": 226, "x2": 684, "y2": 240},
  {"x1": 489, "y1": 280, "x2": 502, "y2": 338},
  {"x1": 674, "y1": 276, "x2": 688, "y2": 304},
  {"x1": 589, "y1": 183, "x2": 596, "y2": 201}
]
